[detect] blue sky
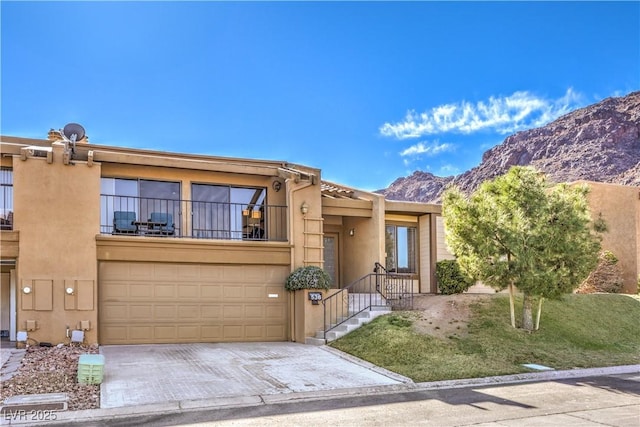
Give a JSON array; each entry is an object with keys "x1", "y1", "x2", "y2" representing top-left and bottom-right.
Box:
[{"x1": 2, "y1": 2, "x2": 638, "y2": 191}]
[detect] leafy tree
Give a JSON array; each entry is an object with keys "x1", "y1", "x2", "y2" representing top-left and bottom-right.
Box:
[{"x1": 442, "y1": 166, "x2": 602, "y2": 331}]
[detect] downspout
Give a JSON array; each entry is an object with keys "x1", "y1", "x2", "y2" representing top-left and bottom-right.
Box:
[{"x1": 286, "y1": 177, "x2": 314, "y2": 343}]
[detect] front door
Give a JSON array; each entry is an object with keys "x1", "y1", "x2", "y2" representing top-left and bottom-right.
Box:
[
  {"x1": 0, "y1": 267, "x2": 16, "y2": 341},
  {"x1": 323, "y1": 234, "x2": 339, "y2": 288}
]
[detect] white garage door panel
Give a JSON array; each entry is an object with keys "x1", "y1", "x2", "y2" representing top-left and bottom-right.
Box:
[{"x1": 99, "y1": 262, "x2": 288, "y2": 344}]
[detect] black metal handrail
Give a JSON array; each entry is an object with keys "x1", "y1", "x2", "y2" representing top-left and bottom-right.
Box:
[
  {"x1": 323, "y1": 263, "x2": 415, "y2": 339},
  {"x1": 100, "y1": 194, "x2": 287, "y2": 241}
]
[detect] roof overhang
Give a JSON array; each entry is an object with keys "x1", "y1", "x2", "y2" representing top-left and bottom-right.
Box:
[
  {"x1": 1, "y1": 135, "x2": 321, "y2": 179},
  {"x1": 322, "y1": 197, "x2": 373, "y2": 218},
  {"x1": 385, "y1": 200, "x2": 441, "y2": 215}
]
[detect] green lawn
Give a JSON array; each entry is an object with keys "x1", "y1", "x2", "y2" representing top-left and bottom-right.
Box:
[{"x1": 330, "y1": 294, "x2": 640, "y2": 382}]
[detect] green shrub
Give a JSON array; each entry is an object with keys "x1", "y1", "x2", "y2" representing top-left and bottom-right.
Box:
[
  {"x1": 602, "y1": 250, "x2": 618, "y2": 264},
  {"x1": 435, "y1": 259, "x2": 474, "y2": 295},
  {"x1": 285, "y1": 266, "x2": 332, "y2": 291}
]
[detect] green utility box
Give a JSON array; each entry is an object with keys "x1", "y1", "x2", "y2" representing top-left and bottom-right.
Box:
[{"x1": 77, "y1": 354, "x2": 105, "y2": 385}]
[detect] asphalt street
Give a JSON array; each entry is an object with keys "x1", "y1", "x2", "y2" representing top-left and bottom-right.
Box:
[{"x1": 80, "y1": 372, "x2": 640, "y2": 427}]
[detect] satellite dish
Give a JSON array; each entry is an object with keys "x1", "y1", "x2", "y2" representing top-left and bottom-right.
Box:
[{"x1": 62, "y1": 123, "x2": 85, "y2": 142}]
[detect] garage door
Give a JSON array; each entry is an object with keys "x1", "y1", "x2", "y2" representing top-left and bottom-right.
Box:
[{"x1": 99, "y1": 262, "x2": 289, "y2": 344}]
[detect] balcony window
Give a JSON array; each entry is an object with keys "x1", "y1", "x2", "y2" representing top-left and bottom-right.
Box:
[
  {"x1": 101, "y1": 178, "x2": 181, "y2": 235},
  {"x1": 100, "y1": 178, "x2": 286, "y2": 241},
  {"x1": 192, "y1": 184, "x2": 265, "y2": 240},
  {"x1": 0, "y1": 169, "x2": 13, "y2": 230}
]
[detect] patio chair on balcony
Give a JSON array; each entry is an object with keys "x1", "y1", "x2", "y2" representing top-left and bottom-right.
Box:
[
  {"x1": 149, "y1": 212, "x2": 175, "y2": 235},
  {"x1": 113, "y1": 211, "x2": 138, "y2": 234}
]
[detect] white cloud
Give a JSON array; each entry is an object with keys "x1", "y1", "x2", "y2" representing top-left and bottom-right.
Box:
[
  {"x1": 380, "y1": 88, "x2": 583, "y2": 139},
  {"x1": 400, "y1": 140, "x2": 454, "y2": 157}
]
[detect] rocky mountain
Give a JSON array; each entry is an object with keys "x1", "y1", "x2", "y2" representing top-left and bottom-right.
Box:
[{"x1": 380, "y1": 91, "x2": 640, "y2": 203}]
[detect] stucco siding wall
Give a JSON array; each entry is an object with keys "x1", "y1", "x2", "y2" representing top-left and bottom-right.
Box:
[
  {"x1": 419, "y1": 215, "x2": 431, "y2": 293},
  {"x1": 13, "y1": 143, "x2": 101, "y2": 344},
  {"x1": 436, "y1": 216, "x2": 455, "y2": 261},
  {"x1": 583, "y1": 182, "x2": 639, "y2": 293}
]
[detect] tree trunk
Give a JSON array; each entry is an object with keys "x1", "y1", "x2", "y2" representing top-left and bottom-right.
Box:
[
  {"x1": 535, "y1": 298, "x2": 544, "y2": 331},
  {"x1": 522, "y1": 293, "x2": 535, "y2": 332},
  {"x1": 508, "y1": 282, "x2": 516, "y2": 328}
]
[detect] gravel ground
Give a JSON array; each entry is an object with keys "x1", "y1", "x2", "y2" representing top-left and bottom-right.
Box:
[{"x1": 0, "y1": 344, "x2": 101, "y2": 410}]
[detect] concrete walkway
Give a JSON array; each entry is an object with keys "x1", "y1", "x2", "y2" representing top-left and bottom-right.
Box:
[
  {"x1": 99, "y1": 342, "x2": 410, "y2": 408},
  {"x1": 0, "y1": 345, "x2": 25, "y2": 383}
]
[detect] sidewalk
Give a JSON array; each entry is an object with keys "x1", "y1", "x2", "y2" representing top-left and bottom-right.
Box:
[
  {"x1": 2, "y1": 347, "x2": 637, "y2": 426},
  {"x1": 67, "y1": 365, "x2": 639, "y2": 426},
  {"x1": 26, "y1": 365, "x2": 640, "y2": 426}
]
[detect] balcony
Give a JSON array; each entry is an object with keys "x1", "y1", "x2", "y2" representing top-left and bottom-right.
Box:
[{"x1": 100, "y1": 195, "x2": 287, "y2": 242}]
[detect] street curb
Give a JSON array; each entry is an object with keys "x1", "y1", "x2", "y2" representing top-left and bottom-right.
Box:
[
  {"x1": 2, "y1": 364, "x2": 637, "y2": 426},
  {"x1": 413, "y1": 364, "x2": 640, "y2": 391}
]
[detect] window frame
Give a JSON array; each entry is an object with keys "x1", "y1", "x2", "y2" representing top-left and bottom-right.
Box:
[
  {"x1": 100, "y1": 177, "x2": 182, "y2": 235},
  {"x1": 0, "y1": 168, "x2": 13, "y2": 230},
  {"x1": 385, "y1": 222, "x2": 418, "y2": 274},
  {"x1": 191, "y1": 183, "x2": 267, "y2": 240}
]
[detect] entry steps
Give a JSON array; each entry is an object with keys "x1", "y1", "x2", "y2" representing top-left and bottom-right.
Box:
[
  {"x1": 348, "y1": 292, "x2": 387, "y2": 312},
  {"x1": 305, "y1": 305, "x2": 391, "y2": 345}
]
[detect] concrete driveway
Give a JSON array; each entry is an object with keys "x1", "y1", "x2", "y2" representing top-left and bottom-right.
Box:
[{"x1": 100, "y1": 342, "x2": 410, "y2": 408}]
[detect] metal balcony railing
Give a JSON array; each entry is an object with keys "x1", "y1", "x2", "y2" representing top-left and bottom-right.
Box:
[{"x1": 100, "y1": 194, "x2": 287, "y2": 242}]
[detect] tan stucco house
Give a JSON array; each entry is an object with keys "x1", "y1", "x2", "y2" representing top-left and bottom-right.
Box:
[
  {"x1": 2, "y1": 132, "x2": 637, "y2": 347},
  {"x1": 0, "y1": 131, "x2": 449, "y2": 346}
]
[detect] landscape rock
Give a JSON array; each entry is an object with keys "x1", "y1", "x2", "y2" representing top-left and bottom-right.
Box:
[{"x1": 0, "y1": 345, "x2": 100, "y2": 411}]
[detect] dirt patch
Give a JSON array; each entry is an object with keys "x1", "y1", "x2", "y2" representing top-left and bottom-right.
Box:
[{"x1": 409, "y1": 294, "x2": 494, "y2": 339}]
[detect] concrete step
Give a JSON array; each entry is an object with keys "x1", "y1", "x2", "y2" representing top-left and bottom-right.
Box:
[
  {"x1": 348, "y1": 293, "x2": 389, "y2": 312},
  {"x1": 304, "y1": 336, "x2": 326, "y2": 346},
  {"x1": 324, "y1": 330, "x2": 340, "y2": 342},
  {"x1": 321, "y1": 307, "x2": 392, "y2": 343}
]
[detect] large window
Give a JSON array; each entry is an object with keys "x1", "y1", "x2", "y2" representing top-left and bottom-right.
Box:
[
  {"x1": 385, "y1": 224, "x2": 417, "y2": 273},
  {"x1": 191, "y1": 184, "x2": 265, "y2": 239},
  {"x1": 0, "y1": 169, "x2": 13, "y2": 230},
  {"x1": 101, "y1": 178, "x2": 181, "y2": 234}
]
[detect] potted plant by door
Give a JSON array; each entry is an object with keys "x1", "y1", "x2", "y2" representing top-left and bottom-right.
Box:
[
  {"x1": 285, "y1": 266, "x2": 332, "y2": 291},
  {"x1": 285, "y1": 266, "x2": 332, "y2": 343}
]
